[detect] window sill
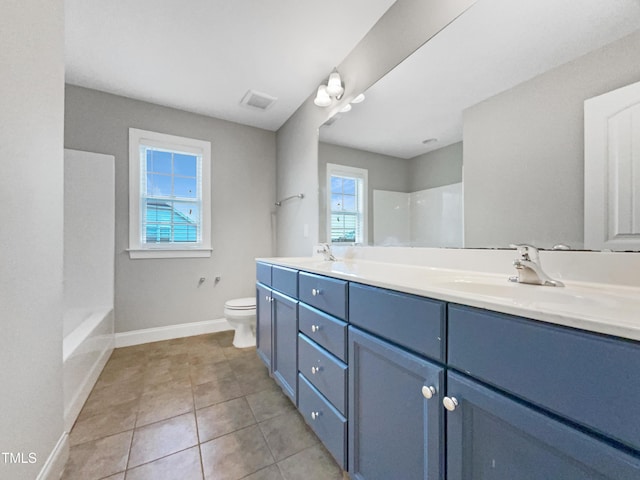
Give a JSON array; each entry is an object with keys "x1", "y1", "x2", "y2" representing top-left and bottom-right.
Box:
[{"x1": 127, "y1": 248, "x2": 212, "y2": 259}]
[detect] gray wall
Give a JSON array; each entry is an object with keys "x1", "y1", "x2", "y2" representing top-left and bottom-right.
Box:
[
  {"x1": 463, "y1": 30, "x2": 640, "y2": 249},
  {"x1": 65, "y1": 86, "x2": 276, "y2": 333},
  {"x1": 409, "y1": 141, "x2": 463, "y2": 192},
  {"x1": 318, "y1": 142, "x2": 410, "y2": 243},
  {"x1": 276, "y1": 0, "x2": 476, "y2": 256},
  {"x1": 0, "y1": 1, "x2": 66, "y2": 478}
]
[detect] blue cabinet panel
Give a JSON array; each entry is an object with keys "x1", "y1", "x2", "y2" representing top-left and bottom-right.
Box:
[
  {"x1": 299, "y1": 303, "x2": 348, "y2": 362},
  {"x1": 349, "y1": 283, "x2": 445, "y2": 361},
  {"x1": 272, "y1": 291, "x2": 298, "y2": 404},
  {"x1": 256, "y1": 283, "x2": 272, "y2": 371},
  {"x1": 272, "y1": 265, "x2": 298, "y2": 298},
  {"x1": 298, "y1": 374, "x2": 347, "y2": 469},
  {"x1": 256, "y1": 262, "x2": 272, "y2": 286},
  {"x1": 299, "y1": 272, "x2": 348, "y2": 320},
  {"x1": 448, "y1": 304, "x2": 640, "y2": 452},
  {"x1": 349, "y1": 326, "x2": 443, "y2": 480},
  {"x1": 298, "y1": 333, "x2": 347, "y2": 415},
  {"x1": 446, "y1": 372, "x2": 640, "y2": 480}
]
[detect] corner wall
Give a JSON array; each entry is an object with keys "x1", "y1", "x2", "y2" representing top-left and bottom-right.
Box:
[
  {"x1": 0, "y1": 1, "x2": 66, "y2": 478},
  {"x1": 64, "y1": 86, "x2": 276, "y2": 334}
]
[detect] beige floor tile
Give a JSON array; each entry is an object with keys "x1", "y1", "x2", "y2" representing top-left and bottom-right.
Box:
[
  {"x1": 190, "y1": 361, "x2": 235, "y2": 386},
  {"x1": 259, "y1": 410, "x2": 318, "y2": 462},
  {"x1": 102, "y1": 473, "x2": 126, "y2": 480},
  {"x1": 62, "y1": 430, "x2": 132, "y2": 480},
  {"x1": 94, "y1": 363, "x2": 145, "y2": 389},
  {"x1": 124, "y1": 446, "x2": 203, "y2": 480},
  {"x1": 196, "y1": 397, "x2": 256, "y2": 442},
  {"x1": 136, "y1": 387, "x2": 194, "y2": 427},
  {"x1": 70, "y1": 399, "x2": 138, "y2": 446},
  {"x1": 200, "y1": 425, "x2": 275, "y2": 480},
  {"x1": 243, "y1": 464, "x2": 284, "y2": 480},
  {"x1": 193, "y1": 374, "x2": 243, "y2": 410},
  {"x1": 129, "y1": 413, "x2": 199, "y2": 468},
  {"x1": 246, "y1": 388, "x2": 295, "y2": 423},
  {"x1": 78, "y1": 378, "x2": 143, "y2": 420},
  {"x1": 234, "y1": 367, "x2": 279, "y2": 396},
  {"x1": 276, "y1": 445, "x2": 344, "y2": 480}
]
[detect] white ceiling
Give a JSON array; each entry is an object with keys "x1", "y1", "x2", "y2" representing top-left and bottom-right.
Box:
[
  {"x1": 64, "y1": 0, "x2": 396, "y2": 131},
  {"x1": 320, "y1": 0, "x2": 640, "y2": 159}
]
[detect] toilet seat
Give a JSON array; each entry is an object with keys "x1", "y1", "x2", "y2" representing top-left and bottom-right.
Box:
[{"x1": 224, "y1": 297, "x2": 256, "y2": 311}]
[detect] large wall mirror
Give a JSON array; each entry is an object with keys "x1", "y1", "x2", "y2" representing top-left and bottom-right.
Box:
[{"x1": 318, "y1": 0, "x2": 640, "y2": 250}]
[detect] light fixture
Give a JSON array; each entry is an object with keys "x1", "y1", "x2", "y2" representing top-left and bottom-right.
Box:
[
  {"x1": 351, "y1": 93, "x2": 365, "y2": 104},
  {"x1": 340, "y1": 104, "x2": 352, "y2": 113},
  {"x1": 314, "y1": 85, "x2": 332, "y2": 107},
  {"x1": 326, "y1": 69, "x2": 344, "y2": 97},
  {"x1": 314, "y1": 68, "x2": 344, "y2": 107}
]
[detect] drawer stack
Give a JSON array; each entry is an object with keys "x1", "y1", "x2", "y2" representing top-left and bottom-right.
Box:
[{"x1": 297, "y1": 272, "x2": 348, "y2": 469}]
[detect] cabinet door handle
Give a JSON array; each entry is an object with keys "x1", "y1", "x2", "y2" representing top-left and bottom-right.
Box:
[
  {"x1": 443, "y1": 396, "x2": 459, "y2": 411},
  {"x1": 311, "y1": 288, "x2": 322, "y2": 296},
  {"x1": 311, "y1": 324, "x2": 320, "y2": 333},
  {"x1": 311, "y1": 366, "x2": 322, "y2": 375},
  {"x1": 421, "y1": 385, "x2": 436, "y2": 400},
  {"x1": 265, "y1": 295, "x2": 270, "y2": 302},
  {"x1": 311, "y1": 411, "x2": 320, "y2": 420}
]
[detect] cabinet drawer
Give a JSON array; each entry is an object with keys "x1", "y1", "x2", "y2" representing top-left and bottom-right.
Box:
[
  {"x1": 272, "y1": 265, "x2": 298, "y2": 298},
  {"x1": 298, "y1": 373, "x2": 347, "y2": 469},
  {"x1": 448, "y1": 304, "x2": 640, "y2": 452},
  {"x1": 349, "y1": 283, "x2": 446, "y2": 361},
  {"x1": 299, "y1": 272, "x2": 347, "y2": 320},
  {"x1": 298, "y1": 334, "x2": 347, "y2": 415},
  {"x1": 256, "y1": 262, "x2": 272, "y2": 286},
  {"x1": 299, "y1": 303, "x2": 347, "y2": 362}
]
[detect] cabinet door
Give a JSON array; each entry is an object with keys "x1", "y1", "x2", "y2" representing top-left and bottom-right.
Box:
[
  {"x1": 446, "y1": 372, "x2": 640, "y2": 480},
  {"x1": 256, "y1": 283, "x2": 272, "y2": 370},
  {"x1": 272, "y1": 291, "x2": 298, "y2": 404},
  {"x1": 349, "y1": 326, "x2": 444, "y2": 480}
]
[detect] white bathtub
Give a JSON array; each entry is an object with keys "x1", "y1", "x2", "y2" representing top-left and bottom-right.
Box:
[{"x1": 63, "y1": 307, "x2": 114, "y2": 431}]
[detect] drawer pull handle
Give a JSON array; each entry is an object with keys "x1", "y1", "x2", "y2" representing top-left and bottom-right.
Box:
[
  {"x1": 311, "y1": 366, "x2": 322, "y2": 375},
  {"x1": 311, "y1": 411, "x2": 320, "y2": 420},
  {"x1": 311, "y1": 288, "x2": 322, "y2": 296},
  {"x1": 265, "y1": 295, "x2": 270, "y2": 301},
  {"x1": 443, "y1": 396, "x2": 459, "y2": 412},
  {"x1": 421, "y1": 385, "x2": 436, "y2": 400},
  {"x1": 311, "y1": 324, "x2": 320, "y2": 333}
]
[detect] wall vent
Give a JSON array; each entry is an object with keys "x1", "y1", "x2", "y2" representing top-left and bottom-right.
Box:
[{"x1": 240, "y1": 90, "x2": 277, "y2": 111}]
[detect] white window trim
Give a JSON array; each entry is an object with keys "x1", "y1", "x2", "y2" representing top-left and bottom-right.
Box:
[
  {"x1": 128, "y1": 128, "x2": 212, "y2": 259},
  {"x1": 326, "y1": 163, "x2": 368, "y2": 245}
]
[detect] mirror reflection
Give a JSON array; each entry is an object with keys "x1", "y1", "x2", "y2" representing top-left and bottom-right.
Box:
[{"x1": 318, "y1": 0, "x2": 640, "y2": 250}]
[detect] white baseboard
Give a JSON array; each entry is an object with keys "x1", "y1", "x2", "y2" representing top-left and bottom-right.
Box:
[
  {"x1": 115, "y1": 318, "x2": 232, "y2": 348},
  {"x1": 36, "y1": 432, "x2": 69, "y2": 480}
]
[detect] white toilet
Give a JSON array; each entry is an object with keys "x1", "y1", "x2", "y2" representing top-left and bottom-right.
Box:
[{"x1": 224, "y1": 297, "x2": 257, "y2": 348}]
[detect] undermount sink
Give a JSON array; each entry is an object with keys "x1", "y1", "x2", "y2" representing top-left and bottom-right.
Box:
[{"x1": 432, "y1": 278, "x2": 623, "y2": 311}]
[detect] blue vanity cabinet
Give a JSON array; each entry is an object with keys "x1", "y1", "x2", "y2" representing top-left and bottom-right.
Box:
[
  {"x1": 271, "y1": 290, "x2": 298, "y2": 404},
  {"x1": 348, "y1": 326, "x2": 444, "y2": 480},
  {"x1": 256, "y1": 282, "x2": 273, "y2": 370},
  {"x1": 445, "y1": 372, "x2": 640, "y2": 480}
]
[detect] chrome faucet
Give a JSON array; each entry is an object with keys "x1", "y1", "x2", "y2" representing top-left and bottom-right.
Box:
[
  {"x1": 316, "y1": 243, "x2": 336, "y2": 261},
  {"x1": 509, "y1": 244, "x2": 564, "y2": 287}
]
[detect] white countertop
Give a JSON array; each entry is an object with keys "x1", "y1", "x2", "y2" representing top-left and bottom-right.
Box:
[{"x1": 258, "y1": 256, "x2": 640, "y2": 342}]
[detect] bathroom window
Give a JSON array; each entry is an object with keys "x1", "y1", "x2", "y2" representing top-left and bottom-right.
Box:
[
  {"x1": 128, "y1": 128, "x2": 211, "y2": 259},
  {"x1": 327, "y1": 163, "x2": 367, "y2": 244}
]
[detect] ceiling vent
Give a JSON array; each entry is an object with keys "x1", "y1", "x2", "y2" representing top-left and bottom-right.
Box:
[{"x1": 240, "y1": 90, "x2": 277, "y2": 111}]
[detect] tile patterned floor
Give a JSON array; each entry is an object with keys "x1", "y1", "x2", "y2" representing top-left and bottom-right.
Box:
[{"x1": 62, "y1": 331, "x2": 347, "y2": 480}]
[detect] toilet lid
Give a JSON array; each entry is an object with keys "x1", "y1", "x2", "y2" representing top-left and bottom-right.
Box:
[{"x1": 225, "y1": 297, "x2": 256, "y2": 310}]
